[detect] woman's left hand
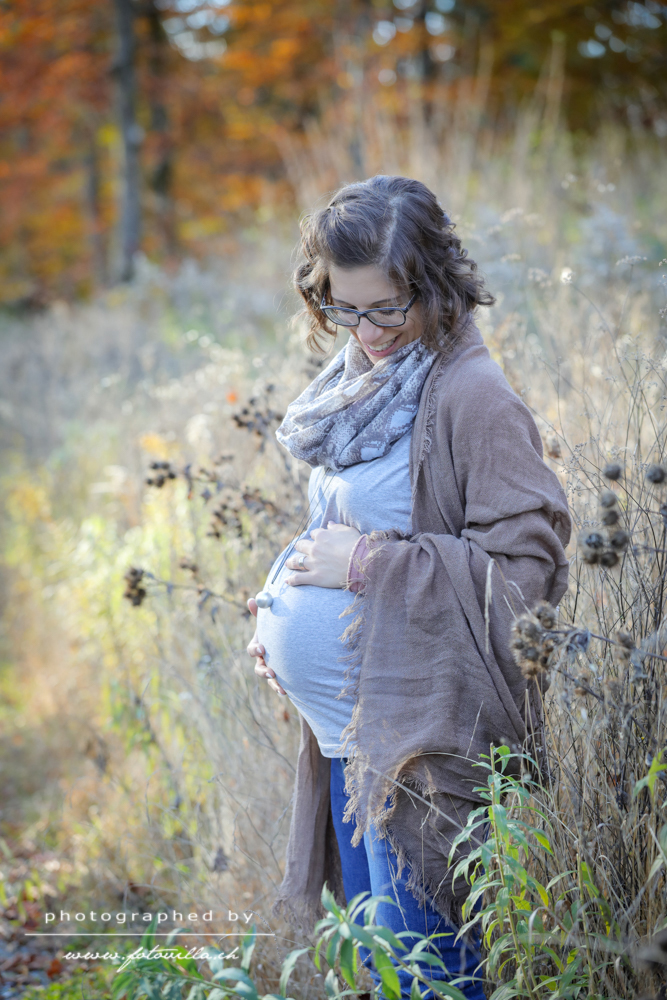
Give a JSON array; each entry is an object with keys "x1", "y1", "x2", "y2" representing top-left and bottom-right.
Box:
[{"x1": 285, "y1": 521, "x2": 361, "y2": 589}]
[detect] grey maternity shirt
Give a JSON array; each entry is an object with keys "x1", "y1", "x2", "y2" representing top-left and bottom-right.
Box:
[{"x1": 256, "y1": 426, "x2": 413, "y2": 756}]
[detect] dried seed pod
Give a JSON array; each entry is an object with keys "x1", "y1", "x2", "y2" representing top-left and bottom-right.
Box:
[
  {"x1": 614, "y1": 631, "x2": 634, "y2": 664},
  {"x1": 608, "y1": 528, "x2": 629, "y2": 551},
  {"x1": 599, "y1": 489, "x2": 619, "y2": 509},
  {"x1": 601, "y1": 508, "x2": 620, "y2": 526},
  {"x1": 511, "y1": 615, "x2": 548, "y2": 674},
  {"x1": 512, "y1": 615, "x2": 543, "y2": 642},
  {"x1": 599, "y1": 549, "x2": 619, "y2": 568},
  {"x1": 646, "y1": 464, "x2": 667, "y2": 485},
  {"x1": 579, "y1": 530, "x2": 605, "y2": 564},
  {"x1": 179, "y1": 559, "x2": 198, "y2": 574},
  {"x1": 123, "y1": 566, "x2": 147, "y2": 607},
  {"x1": 603, "y1": 678, "x2": 621, "y2": 700},
  {"x1": 519, "y1": 650, "x2": 543, "y2": 680},
  {"x1": 534, "y1": 600, "x2": 557, "y2": 630},
  {"x1": 603, "y1": 463, "x2": 622, "y2": 481},
  {"x1": 545, "y1": 433, "x2": 562, "y2": 459}
]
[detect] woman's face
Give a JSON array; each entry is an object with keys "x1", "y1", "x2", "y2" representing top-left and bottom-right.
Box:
[{"x1": 327, "y1": 264, "x2": 422, "y2": 364}]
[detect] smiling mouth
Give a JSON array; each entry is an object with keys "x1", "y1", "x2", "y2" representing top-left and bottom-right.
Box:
[{"x1": 365, "y1": 334, "x2": 400, "y2": 355}]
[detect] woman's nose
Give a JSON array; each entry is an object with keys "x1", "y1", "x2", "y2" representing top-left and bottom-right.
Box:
[{"x1": 356, "y1": 316, "x2": 383, "y2": 344}]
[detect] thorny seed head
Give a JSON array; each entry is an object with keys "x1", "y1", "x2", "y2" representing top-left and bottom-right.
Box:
[
  {"x1": 179, "y1": 559, "x2": 198, "y2": 574},
  {"x1": 123, "y1": 567, "x2": 147, "y2": 607},
  {"x1": 608, "y1": 528, "x2": 630, "y2": 551},
  {"x1": 601, "y1": 507, "x2": 620, "y2": 526},
  {"x1": 533, "y1": 600, "x2": 557, "y2": 630},
  {"x1": 646, "y1": 463, "x2": 667, "y2": 485},
  {"x1": 604, "y1": 677, "x2": 621, "y2": 700},
  {"x1": 599, "y1": 549, "x2": 619, "y2": 568},
  {"x1": 579, "y1": 530, "x2": 605, "y2": 563},
  {"x1": 602, "y1": 463, "x2": 623, "y2": 481},
  {"x1": 545, "y1": 433, "x2": 562, "y2": 459},
  {"x1": 518, "y1": 648, "x2": 542, "y2": 679},
  {"x1": 614, "y1": 631, "x2": 634, "y2": 664},
  {"x1": 599, "y1": 489, "x2": 619, "y2": 509},
  {"x1": 512, "y1": 615, "x2": 543, "y2": 643}
]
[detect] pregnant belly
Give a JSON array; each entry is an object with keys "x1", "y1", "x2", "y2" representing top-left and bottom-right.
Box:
[{"x1": 255, "y1": 567, "x2": 357, "y2": 720}]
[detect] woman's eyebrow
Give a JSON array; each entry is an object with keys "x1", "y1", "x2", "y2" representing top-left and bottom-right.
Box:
[{"x1": 331, "y1": 295, "x2": 400, "y2": 307}]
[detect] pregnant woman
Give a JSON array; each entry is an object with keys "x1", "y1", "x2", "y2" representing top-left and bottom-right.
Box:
[{"x1": 246, "y1": 175, "x2": 571, "y2": 999}]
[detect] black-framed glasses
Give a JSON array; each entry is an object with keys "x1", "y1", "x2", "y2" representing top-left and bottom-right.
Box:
[{"x1": 319, "y1": 291, "x2": 418, "y2": 329}]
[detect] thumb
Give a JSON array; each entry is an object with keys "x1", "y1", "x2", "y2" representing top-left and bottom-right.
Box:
[
  {"x1": 327, "y1": 520, "x2": 345, "y2": 530},
  {"x1": 247, "y1": 598, "x2": 258, "y2": 618}
]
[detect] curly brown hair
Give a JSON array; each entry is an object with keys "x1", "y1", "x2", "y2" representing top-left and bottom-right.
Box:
[{"x1": 293, "y1": 174, "x2": 495, "y2": 354}]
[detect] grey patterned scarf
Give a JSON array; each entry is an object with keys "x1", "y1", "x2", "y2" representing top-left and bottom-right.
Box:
[{"x1": 275, "y1": 336, "x2": 437, "y2": 472}]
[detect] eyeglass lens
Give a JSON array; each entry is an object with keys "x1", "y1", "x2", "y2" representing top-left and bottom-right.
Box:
[{"x1": 322, "y1": 307, "x2": 406, "y2": 328}]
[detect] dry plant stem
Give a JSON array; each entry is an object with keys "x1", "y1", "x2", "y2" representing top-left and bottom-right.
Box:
[{"x1": 146, "y1": 573, "x2": 248, "y2": 611}]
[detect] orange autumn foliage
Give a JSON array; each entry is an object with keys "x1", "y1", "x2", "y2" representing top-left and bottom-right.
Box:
[{"x1": 0, "y1": 0, "x2": 665, "y2": 304}]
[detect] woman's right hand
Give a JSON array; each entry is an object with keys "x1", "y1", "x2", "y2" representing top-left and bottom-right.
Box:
[{"x1": 246, "y1": 598, "x2": 286, "y2": 696}]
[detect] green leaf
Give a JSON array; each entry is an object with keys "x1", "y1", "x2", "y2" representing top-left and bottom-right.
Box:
[
  {"x1": 649, "y1": 855, "x2": 665, "y2": 880},
  {"x1": 240, "y1": 926, "x2": 258, "y2": 972},
  {"x1": 370, "y1": 925, "x2": 408, "y2": 952},
  {"x1": 278, "y1": 946, "x2": 310, "y2": 997},
  {"x1": 211, "y1": 967, "x2": 259, "y2": 1000},
  {"x1": 432, "y1": 982, "x2": 468, "y2": 1000},
  {"x1": 138, "y1": 976, "x2": 163, "y2": 1000},
  {"x1": 321, "y1": 883, "x2": 343, "y2": 919},
  {"x1": 633, "y1": 752, "x2": 667, "y2": 799},
  {"x1": 345, "y1": 920, "x2": 376, "y2": 949},
  {"x1": 338, "y1": 936, "x2": 356, "y2": 989},
  {"x1": 324, "y1": 968, "x2": 341, "y2": 998},
  {"x1": 410, "y1": 977, "x2": 424, "y2": 1000},
  {"x1": 374, "y1": 949, "x2": 402, "y2": 1000},
  {"x1": 533, "y1": 831, "x2": 553, "y2": 854},
  {"x1": 489, "y1": 985, "x2": 520, "y2": 1000}
]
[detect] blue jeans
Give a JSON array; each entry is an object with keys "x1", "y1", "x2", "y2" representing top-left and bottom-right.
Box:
[{"x1": 329, "y1": 756, "x2": 485, "y2": 1000}]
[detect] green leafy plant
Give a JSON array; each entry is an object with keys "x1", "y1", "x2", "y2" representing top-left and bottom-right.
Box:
[
  {"x1": 111, "y1": 894, "x2": 479, "y2": 1000},
  {"x1": 450, "y1": 745, "x2": 639, "y2": 999}
]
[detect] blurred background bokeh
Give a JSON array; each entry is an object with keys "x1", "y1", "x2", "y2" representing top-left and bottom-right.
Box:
[
  {"x1": 1, "y1": 0, "x2": 666, "y2": 302},
  {"x1": 1, "y1": 2, "x2": 667, "y2": 998}
]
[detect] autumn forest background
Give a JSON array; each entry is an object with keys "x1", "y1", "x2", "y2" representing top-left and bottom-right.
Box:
[{"x1": 1, "y1": 2, "x2": 667, "y2": 998}]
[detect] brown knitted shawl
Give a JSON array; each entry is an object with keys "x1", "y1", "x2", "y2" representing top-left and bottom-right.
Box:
[{"x1": 271, "y1": 321, "x2": 572, "y2": 932}]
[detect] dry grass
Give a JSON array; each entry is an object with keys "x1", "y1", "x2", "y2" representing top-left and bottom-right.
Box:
[{"x1": 0, "y1": 89, "x2": 666, "y2": 997}]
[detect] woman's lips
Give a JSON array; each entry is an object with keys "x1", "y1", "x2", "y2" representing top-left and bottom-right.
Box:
[{"x1": 362, "y1": 333, "x2": 401, "y2": 358}]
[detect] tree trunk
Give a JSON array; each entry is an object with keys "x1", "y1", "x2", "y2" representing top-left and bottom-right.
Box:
[
  {"x1": 146, "y1": 0, "x2": 177, "y2": 257},
  {"x1": 85, "y1": 128, "x2": 107, "y2": 287},
  {"x1": 112, "y1": 0, "x2": 142, "y2": 282}
]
